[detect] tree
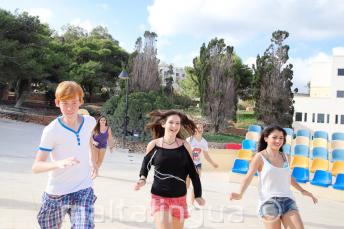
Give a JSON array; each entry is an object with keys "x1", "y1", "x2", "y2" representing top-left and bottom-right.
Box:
[
  {"x1": 62, "y1": 25, "x2": 129, "y2": 101},
  {"x1": 178, "y1": 66, "x2": 199, "y2": 98},
  {"x1": 90, "y1": 26, "x2": 119, "y2": 45},
  {"x1": 203, "y1": 38, "x2": 236, "y2": 133},
  {"x1": 61, "y1": 24, "x2": 87, "y2": 43},
  {"x1": 101, "y1": 91, "x2": 172, "y2": 140},
  {"x1": 0, "y1": 9, "x2": 53, "y2": 107},
  {"x1": 70, "y1": 60, "x2": 102, "y2": 101},
  {"x1": 190, "y1": 38, "x2": 254, "y2": 132},
  {"x1": 192, "y1": 44, "x2": 210, "y2": 110},
  {"x1": 128, "y1": 31, "x2": 161, "y2": 92},
  {"x1": 232, "y1": 55, "x2": 254, "y2": 100},
  {"x1": 164, "y1": 64, "x2": 174, "y2": 96},
  {"x1": 253, "y1": 30, "x2": 294, "y2": 127}
]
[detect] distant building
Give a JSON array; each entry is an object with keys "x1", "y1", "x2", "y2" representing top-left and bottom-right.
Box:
[
  {"x1": 293, "y1": 49, "x2": 344, "y2": 136},
  {"x1": 158, "y1": 63, "x2": 186, "y2": 91}
]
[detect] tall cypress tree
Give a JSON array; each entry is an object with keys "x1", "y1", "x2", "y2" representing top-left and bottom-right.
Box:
[{"x1": 253, "y1": 30, "x2": 294, "y2": 127}]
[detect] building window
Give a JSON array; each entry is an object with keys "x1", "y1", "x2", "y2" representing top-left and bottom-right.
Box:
[
  {"x1": 312, "y1": 113, "x2": 315, "y2": 123},
  {"x1": 335, "y1": 115, "x2": 339, "y2": 124},
  {"x1": 338, "y1": 68, "x2": 344, "y2": 76},
  {"x1": 341, "y1": 115, "x2": 344, "y2": 124},
  {"x1": 337, "y1": 91, "x2": 344, "y2": 98},
  {"x1": 295, "y1": 112, "x2": 302, "y2": 122},
  {"x1": 317, "y1": 113, "x2": 325, "y2": 123},
  {"x1": 304, "y1": 113, "x2": 308, "y2": 122},
  {"x1": 327, "y1": 114, "x2": 330, "y2": 123},
  {"x1": 176, "y1": 73, "x2": 179, "y2": 77}
]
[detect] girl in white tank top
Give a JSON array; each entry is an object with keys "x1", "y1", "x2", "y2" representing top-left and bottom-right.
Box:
[
  {"x1": 229, "y1": 125, "x2": 318, "y2": 228},
  {"x1": 258, "y1": 150, "x2": 294, "y2": 205}
]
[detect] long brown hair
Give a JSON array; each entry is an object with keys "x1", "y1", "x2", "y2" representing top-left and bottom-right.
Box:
[
  {"x1": 92, "y1": 116, "x2": 108, "y2": 136},
  {"x1": 145, "y1": 110, "x2": 197, "y2": 139}
]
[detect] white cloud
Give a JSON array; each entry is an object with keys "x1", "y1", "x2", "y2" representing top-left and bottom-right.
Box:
[
  {"x1": 148, "y1": 0, "x2": 344, "y2": 40},
  {"x1": 71, "y1": 18, "x2": 93, "y2": 32},
  {"x1": 157, "y1": 38, "x2": 172, "y2": 50},
  {"x1": 290, "y1": 52, "x2": 332, "y2": 92},
  {"x1": 26, "y1": 8, "x2": 53, "y2": 23},
  {"x1": 333, "y1": 47, "x2": 344, "y2": 56},
  {"x1": 119, "y1": 41, "x2": 133, "y2": 52},
  {"x1": 169, "y1": 51, "x2": 198, "y2": 67},
  {"x1": 243, "y1": 52, "x2": 334, "y2": 93},
  {"x1": 244, "y1": 57, "x2": 256, "y2": 68}
]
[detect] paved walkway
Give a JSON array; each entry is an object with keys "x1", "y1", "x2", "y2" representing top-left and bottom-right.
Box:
[{"x1": 0, "y1": 118, "x2": 343, "y2": 229}]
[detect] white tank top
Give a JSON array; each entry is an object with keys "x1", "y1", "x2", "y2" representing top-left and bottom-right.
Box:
[{"x1": 257, "y1": 152, "x2": 294, "y2": 205}]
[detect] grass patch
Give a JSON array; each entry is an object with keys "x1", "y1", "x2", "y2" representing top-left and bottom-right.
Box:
[
  {"x1": 236, "y1": 110, "x2": 257, "y2": 129},
  {"x1": 203, "y1": 132, "x2": 244, "y2": 143}
]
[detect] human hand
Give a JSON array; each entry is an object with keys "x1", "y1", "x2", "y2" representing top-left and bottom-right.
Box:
[
  {"x1": 213, "y1": 162, "x2": 219, "y2": 168},
  {"x1": 134, "y1": 179, "x2": 146, "y2": 190},
  {"x1": 229, "y1": 192, "x2": 242, "y2": 201},
  {"x1": 56, "y1": 157, "x2": 80, "y2": 169},
  {"x1": 90, "y1": 164, "x2": 98, "y2": 179},
  {"x1": 302, "y1": 190, "x2": 318, "y2": 204},
  {"x1": 195, "y1": 197, "x2": 205, "y2": 206},
  {"x1": 93, "y1": 141, "x2": 99, "y2": 146}
]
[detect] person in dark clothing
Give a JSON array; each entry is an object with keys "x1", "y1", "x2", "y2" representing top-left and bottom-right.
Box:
[{"x1": 134, "y1": 110, "x2": 205, "y2": 229}]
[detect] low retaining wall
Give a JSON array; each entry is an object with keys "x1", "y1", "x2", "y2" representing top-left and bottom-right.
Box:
[{"x1": 0, "y1": 107, "x2": 56, "y2": 125}]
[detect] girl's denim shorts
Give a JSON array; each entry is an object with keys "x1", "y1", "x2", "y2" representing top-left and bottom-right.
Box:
[{"x1": 259, "y1": 197, "x2": 298, "y2": 218}]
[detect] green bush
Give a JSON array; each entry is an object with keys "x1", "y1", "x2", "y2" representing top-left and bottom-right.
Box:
[
  {"x1": 172, "y1": 94, "x2": 193, "y2": 109},
  {"x1": 101, "y1": 91, "x2": 173, "y2": 141}
]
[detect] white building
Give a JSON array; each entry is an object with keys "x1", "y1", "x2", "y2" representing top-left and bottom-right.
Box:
[
  {"x1": 159, "y1": 63, "x2": 186, "y2": 91},
  {"x1": 293, "y1": 49, "x2": 344, "y2": 136}
]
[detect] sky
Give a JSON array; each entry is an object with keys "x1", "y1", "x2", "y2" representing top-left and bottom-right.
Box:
[{"x1": 1, "y1": 0, "x2": 344, "y2": 92}]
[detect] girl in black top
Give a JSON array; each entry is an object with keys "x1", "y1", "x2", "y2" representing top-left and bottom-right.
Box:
[{"x1": 134, "y1": 110, "x2": 205, "y2": 229}]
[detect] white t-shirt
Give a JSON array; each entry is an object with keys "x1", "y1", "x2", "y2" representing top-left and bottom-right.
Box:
[
  {"x1": 186, "y1": 136, "x2": 209, "y2": 165},
  {"x1": 38, "y1": 115, "x2": 96, "y2": 195}
]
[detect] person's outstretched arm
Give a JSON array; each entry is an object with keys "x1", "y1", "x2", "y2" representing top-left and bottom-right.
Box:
[
  {"x1": 32, "y1": 150, "x2": 80, "y2": 173},
  {"x1": 203, "y1": 150, "x2": 218, "y2": 168},
  {"x1": 107, "y1": 127, "x2": 115, "y2": 152},
  {"x1": 229, "y1": 153, "x2": 261, "y2": 200},
  {"x1": 184, "y1": 141, "x2": 205, "y2": 206},
  {"x1": 291, "y1": 177, "x2": 318, "y2": 204},
  {"x1": 134, "y1": 140, "x2": 156, "y2": 190}
]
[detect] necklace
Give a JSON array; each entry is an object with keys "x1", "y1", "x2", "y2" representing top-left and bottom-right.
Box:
[
  {"x1": 265, "y1": 149, "x2": 279, "y2": 160},
  {"x1": 162, "y1": 138, "x2": 176, "y2": 145}
]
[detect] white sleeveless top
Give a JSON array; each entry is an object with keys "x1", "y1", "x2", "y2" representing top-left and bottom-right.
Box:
[{"x1": 257, "y1": 152, "x2": 294, "y2": 206}]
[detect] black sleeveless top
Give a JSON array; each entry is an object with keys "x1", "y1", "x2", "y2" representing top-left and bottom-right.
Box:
[{"x1": 139, "y1": 145, "x2": 202, "y2": 198}]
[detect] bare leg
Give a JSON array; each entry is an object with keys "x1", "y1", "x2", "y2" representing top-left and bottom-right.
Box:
[
  {"x1": 93, "y1": 146, "x2": 100, "y2": 166},
  {"x1": 262, "y1": 216, "x2": 282, "y2": 229},
  {"x1": 154, "y1": 211, "x2": 172, "y2": 229},
  {"x1": 96, "y1": 148, "x2": 106, "y2": 168},
  {"x1": 172, "y1": 216, "x2": 185, "y2": 229},
  {"x1": 281, "y1": 210, "x2": 304, "y2": 229}
]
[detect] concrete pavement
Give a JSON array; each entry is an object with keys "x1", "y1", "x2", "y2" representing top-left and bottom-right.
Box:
[{"x1": 0, "y1": 118, "x2": 343, "y2": 229}]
